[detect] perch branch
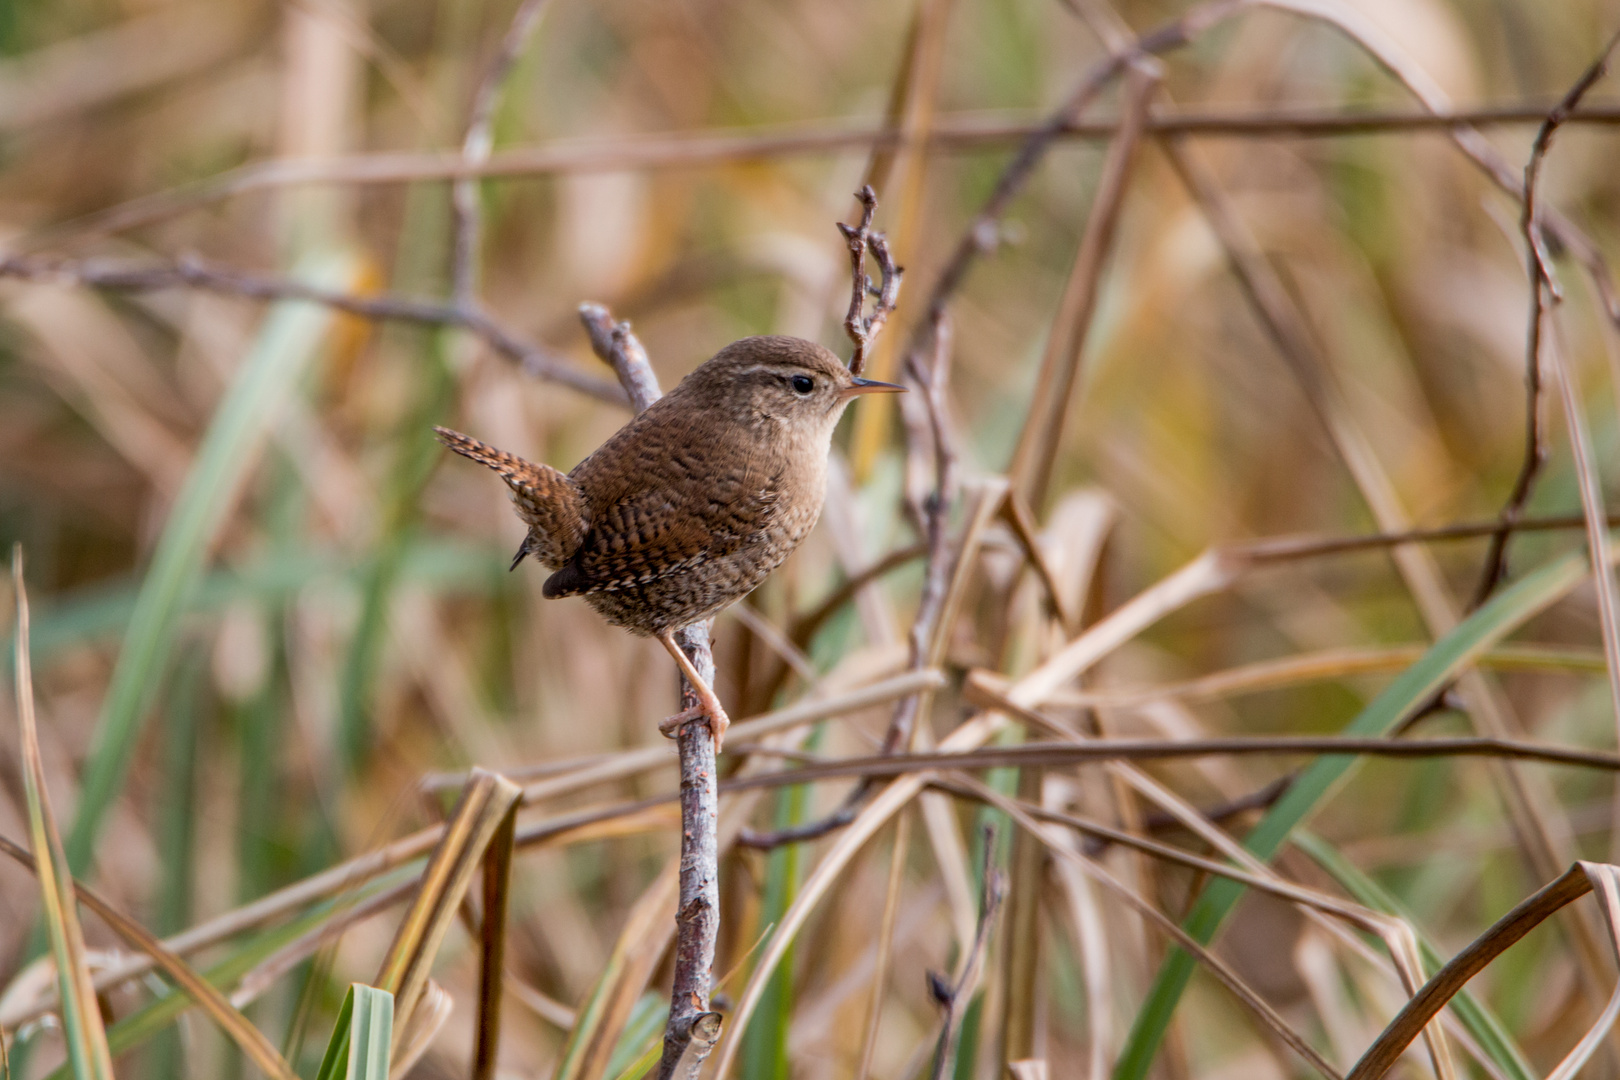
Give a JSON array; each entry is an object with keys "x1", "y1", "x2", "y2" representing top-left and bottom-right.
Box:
[{"x1": 576, "y1": 304, "x2": 720, "y2": 1080}]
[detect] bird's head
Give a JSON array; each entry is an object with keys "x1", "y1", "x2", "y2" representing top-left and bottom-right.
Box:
[{"x1": 678, "y1": 335, "x2": 904, "y2": 437}]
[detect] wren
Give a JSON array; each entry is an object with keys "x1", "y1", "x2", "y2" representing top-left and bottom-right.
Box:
[{"x1": 436, "y1": 335, "x2": 903, "y2": 749}]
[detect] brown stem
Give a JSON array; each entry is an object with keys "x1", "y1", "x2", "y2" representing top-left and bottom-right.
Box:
[{"x1": 576, "y1": 302, "x2": 722, "y2": 1079}]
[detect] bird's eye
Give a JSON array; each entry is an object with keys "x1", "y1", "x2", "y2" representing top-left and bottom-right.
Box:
[{"x1": 790, "y1": 375, "x2": 815, "y2": 395}]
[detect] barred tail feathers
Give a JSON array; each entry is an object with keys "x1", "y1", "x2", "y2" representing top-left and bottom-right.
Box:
[{"x1": 434, "y1": 427, "x2": 588, "y2": 569}]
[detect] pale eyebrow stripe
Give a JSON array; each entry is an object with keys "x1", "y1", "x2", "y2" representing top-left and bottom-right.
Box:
[{"x1": 734, "y1": 364, "x2": 801, "y2": 378}]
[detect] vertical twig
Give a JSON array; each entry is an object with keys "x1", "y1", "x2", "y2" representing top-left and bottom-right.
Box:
[
  {"x1": 452, "y1": 0, "x2": 554, "y2": 307},
  {"x1": 1471, "y1": 29, "x2": 1620, "y2": 607},
  {"x1": 927, "y1": 825, "x2": 1007, "y2": 1080},
  {"x1": 576, "y1": 304, "x2": 721, "y2": 1080},
  {"x1": 736, "y1": 312, "x2": 956, "y2": 848}
]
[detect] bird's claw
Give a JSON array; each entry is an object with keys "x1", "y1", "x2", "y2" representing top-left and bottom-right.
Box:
[{"x1": 658, "y1": 702, "x2": 730, "y2": 751}]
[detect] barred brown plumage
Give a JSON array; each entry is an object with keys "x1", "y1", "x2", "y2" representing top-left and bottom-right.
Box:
[{"x1": 436, "y1": 334, "x2": 903, "y2": 748}]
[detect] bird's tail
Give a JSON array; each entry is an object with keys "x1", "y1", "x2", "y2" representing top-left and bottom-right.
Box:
[
  {"x1": 434, "y1": 426, "x2": 530, "y2": 476},
  {"x1": 434, "y1": 426, "x2": 589, "y2": 569}
]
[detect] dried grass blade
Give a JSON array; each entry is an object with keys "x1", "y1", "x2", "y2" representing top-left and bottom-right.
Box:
[
  {"x1": 1541, "y1": 322, "x2": 1620, "y2": 750},
  {"x1": 1344, "y1": 863, "x2": 1607, "y2": 1079},
  {"x1": 1014, "y1": 549, "x2": 1241, "y2": 707},
  {"x1": 374, "y1": 767, "x2": 520, "y2": 1054},
  {"x1": 1544, "y1": 865, "x2": 1620, "y2": 1080},
  {"x1": 11, "y1": 547, "x2": 115, "y2": 1080},
  {"x1": 0, "y1": 834, "x2": 297, "y2": 1079},
  {"x1": 392, "y1": 980, "x2": 451, "y2": 1078},
  {"x1": 473, "y1": 803, "x2": 519, "y2": 1080},
  {"x1": 1007, "y1": 60, "x2": 1158, "y2": 507},
  {"x1": 1291, "y1": 831, "x2": 1533, "y2": 1080}
]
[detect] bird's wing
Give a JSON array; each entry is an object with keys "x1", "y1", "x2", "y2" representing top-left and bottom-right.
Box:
[
  {"x1": 546, "y1": 423, "x2": 780, "y2": 597},
  {"x1": 435, "y1": 427, "x2": 588, "y2": 568}
]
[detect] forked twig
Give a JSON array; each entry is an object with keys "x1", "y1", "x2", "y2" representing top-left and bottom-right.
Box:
[{"x1": 839, "y1": 184, "x2": 904, "y2": 377}]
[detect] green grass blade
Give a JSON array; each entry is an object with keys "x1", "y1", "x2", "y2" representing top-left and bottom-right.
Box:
[
  {"x1": 602, "y1": 993, "x2": 666, "y2": 1080},
  {"x1": 62, "y1": 251, "x2": 357, "y2": 876},
  {"x1": 314, "y1": 985, "x2": 395, "y2": 1080},
  {"x1": 1113, "y1": 548, "x2": 1592, "y2": 1080},
  {"x1": 739, "y1": 738, "x2": 817, "y2": 1080},
  {"x1": 13, "y1": 548, "x2": 116, "y2": 1080},
  {"x1": 2, "y1": 538, "x2": 499, "y2": 669},
  {"x1": 1291, "y1": 829, "x2": 1535, "y2": 1080}
]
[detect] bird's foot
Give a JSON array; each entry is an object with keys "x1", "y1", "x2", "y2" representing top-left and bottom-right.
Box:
[{"x1": 658, "y1": 698, "x2": 730, "y2": 751}]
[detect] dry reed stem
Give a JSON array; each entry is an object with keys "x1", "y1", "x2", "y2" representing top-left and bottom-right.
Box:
[
  {"x1": 1008, "y1": 58, "x2": 1158, "y2": 507},
  {"x1": 472, "y1": 803, "x2": 518, "y2": 1080},
  {"x1": 373, "y1": 767, "x2": 521, "y2": 1054},
  {"x1": 927, "y1": 825, "x2": 1005, "y2": 1080}
]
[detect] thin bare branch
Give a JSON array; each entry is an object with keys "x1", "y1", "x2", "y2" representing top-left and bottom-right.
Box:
[
  {"x1": 578, "y1": 302, "x2": 662, "y2": 410},
  {"x1": 0, "y1": 252, "x2": 628, "y2": 405},
  {"x1": 32, "y1": 101, "x2": 1620, "y2": 246}
]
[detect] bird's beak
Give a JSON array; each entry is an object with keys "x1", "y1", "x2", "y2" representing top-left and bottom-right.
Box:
[{"x1": 841, "y1": 377, "x2": 907, "y2": 400}]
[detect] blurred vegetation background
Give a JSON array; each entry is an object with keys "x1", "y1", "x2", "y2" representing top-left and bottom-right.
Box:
[{"x1": 6, "y1": 0, "x2": 1620, "y2": 1077}]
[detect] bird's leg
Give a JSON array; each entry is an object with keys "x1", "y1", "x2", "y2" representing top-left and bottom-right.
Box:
[{"x1": 656, "y1": 630, "x2": 730, "y2": 750}]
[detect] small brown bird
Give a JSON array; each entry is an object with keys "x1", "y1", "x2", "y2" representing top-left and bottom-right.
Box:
[{"x1": 436, "y1": 335, "x2": 903, "y2": 749}]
